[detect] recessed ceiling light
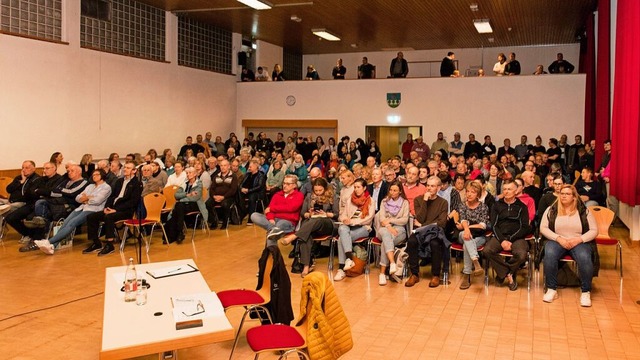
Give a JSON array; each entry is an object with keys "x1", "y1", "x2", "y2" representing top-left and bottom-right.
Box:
[
  {"x1": 311, "y1": 28, "x2": 341, "y2": 41},
  {"x1": 473, "y1": 19, "x2": 493, "y2": 33},
  {"x1": 237, "y1": 0, "x2": 272, "y2": 10}
]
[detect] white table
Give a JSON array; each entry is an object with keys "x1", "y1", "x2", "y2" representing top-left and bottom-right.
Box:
[{"x1": 100, "y1": 259, "x2": 234, "y2": 360}]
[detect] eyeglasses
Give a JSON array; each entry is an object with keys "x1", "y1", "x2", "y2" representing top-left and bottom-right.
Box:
[
  {"x1": 283, "y1": 182, "x2": 296, "y2": 185},
  {"x1": 182, "y1": 300, "x2": 205, "y2": 317},
  {"x1": 560, "y1": 192, "x2": 573, "y2": 196}
]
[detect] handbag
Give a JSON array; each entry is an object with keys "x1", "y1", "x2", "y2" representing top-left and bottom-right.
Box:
[{"x1": 290, "y1": 241, "x2": 303, "y2": 274}]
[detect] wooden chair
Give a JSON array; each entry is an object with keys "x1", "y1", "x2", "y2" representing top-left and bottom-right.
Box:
[
  {"x1": 0, "y1": 176, "x2": 12, "y2": 240},
  {"x1": 121, "y1": 192, "x2": 168, "y2": 253},
  {"x1": 218, "y1": 254, "x2": 273, "y2": 360},
  {"x1": 588, "y1": 205, "x2": 623, "y2": 278},
  {"x1": 161, "y1": 185, "x2": 179, "y2": 214}
]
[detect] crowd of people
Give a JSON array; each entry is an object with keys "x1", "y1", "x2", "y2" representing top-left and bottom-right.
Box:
[
  {"x1": 0, "y1": 129, "x2": 614, "y2": 306},
  {"x1": 240, "y1": 52, "x2": 575, "y2": 81}
]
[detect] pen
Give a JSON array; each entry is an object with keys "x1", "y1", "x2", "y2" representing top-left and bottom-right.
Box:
[{"x1": 168, "y1": 268, "x2": 182, "y2": 273}]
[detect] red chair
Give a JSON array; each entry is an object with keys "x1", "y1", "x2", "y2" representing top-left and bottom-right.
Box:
[
  {"x1": 246, "y1": 323, "x2": 308, "y2": 360},
  {"x1": 217, "y1": 254, "x2": 273, "y2": 360}
]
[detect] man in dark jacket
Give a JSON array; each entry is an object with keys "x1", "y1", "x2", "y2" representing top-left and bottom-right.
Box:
[
  {"x1": 20, "y1": 164, "x2": 88, "y2": 249},
  {"x1": 440, "y1": 52, "x2": 456, "y2": 77},
  {"x1": 483, "y1": 179, "x2": 532, "y2": 291},
  {"x1": 7, "y1": 161, "x2": 62, "y2": 245},
  {"x1": 241, "y1": 160, "x2": 266, "y2": 224},
  {"x1": 83, "y1": 162, "x2": 141, "y2": 256},
  {"x1": 1, "y1": 160, "x2": 40, "y2": 216},
  {"x1": 206, "y1": 159, "x2": 238, "y2": 229},
  {"x1": 389, "y1": 52, "x2": 408, "y2": 78},
  {"x1": 367, "y1": 168, "x2": 388, "y2": 212}
]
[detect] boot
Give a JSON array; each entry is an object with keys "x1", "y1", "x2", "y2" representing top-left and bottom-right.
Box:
[{"x1": 459, "y1": 274, "x2": 471, "y2": 290}]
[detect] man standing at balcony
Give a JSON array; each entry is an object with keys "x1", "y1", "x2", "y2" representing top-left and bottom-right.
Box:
[
  {"x1": 390, "y1": 52, "x2": 408, "y2": 78},
  {"x1": 440, "y1": 52, "x2": 456, "y2": 77}
]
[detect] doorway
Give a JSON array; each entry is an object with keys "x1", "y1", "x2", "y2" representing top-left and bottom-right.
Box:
[{"x1": 365, "y1": 126, "x2": 422, "y2": 161}]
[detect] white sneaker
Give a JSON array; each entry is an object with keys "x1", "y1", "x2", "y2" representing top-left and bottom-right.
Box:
[
  {"x1": 389, "y1": 262, "x2": 398, "y2": 275},
  {"x1": 543, "y1": 289, "x2": 558, "y2": 303},
  {"x1": 19, "y1": 235, "x2": 32, "y2": 244},
  {"x1": 35, "y1": 239, "x2": 54, "y2": 255},
  {"x1": 580, "y1": 292, "x2": 592, "y2": 307},
  {"x1": 333, "y1": 269, "x2": 346, "y2": 281},
  {"x1": 343, "y1": 258, "x2": 355, "y2": 271},
  {"x1": 378, "y1": 274, "x2": 387, "y2": 286}
]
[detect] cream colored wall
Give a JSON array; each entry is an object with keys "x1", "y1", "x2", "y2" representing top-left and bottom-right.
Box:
[
  {"x1": 0, "y1": 30, "x2": 237, "y2": 169},
  {"x1": 236, "y1": 75, "x2": 586, "y2": 149},
  {"x1": 255, "y1": 40, "x2": 283, "y2": 77}
]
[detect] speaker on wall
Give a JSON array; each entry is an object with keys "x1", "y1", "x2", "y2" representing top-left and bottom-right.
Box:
[{"x1": 237, "y1": 52, "x2": 247, "y2": 66}]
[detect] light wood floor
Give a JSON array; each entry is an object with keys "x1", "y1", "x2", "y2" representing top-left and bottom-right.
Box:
[{"x1": 1, "y1": 222, "x2": 639, "y2": 360}]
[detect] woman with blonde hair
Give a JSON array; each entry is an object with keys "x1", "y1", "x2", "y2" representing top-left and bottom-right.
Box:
[
  {"x1": 540, "y1": 184, "x2": 598, "y2": 307},
  {"x1": 79, "y1": 153, "x2": 95, "y2": 179},
  {"x1": 455, "y1": 180, "x2": 490, "y2": 289}
]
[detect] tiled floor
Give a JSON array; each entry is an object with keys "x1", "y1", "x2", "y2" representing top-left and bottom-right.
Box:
[{"x1": 0, "y1": 223, "x2": 638, "y2": 359}]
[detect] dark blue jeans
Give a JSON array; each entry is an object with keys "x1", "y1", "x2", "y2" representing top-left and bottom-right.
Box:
[{"x1": 543, "y1": 240, "x2": 593, "y2": 292}]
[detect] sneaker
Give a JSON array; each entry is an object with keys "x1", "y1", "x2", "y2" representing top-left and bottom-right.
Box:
[
  {"x1": 333, "y1": 269, "x2": 346, "y2": 281},
  {"x1": 543, "y1": 289, "x2": 559, "y2": 303},
  {"x1": 19, "y1": 235, "x2": 32, "y2": 244},
  {"x1": 580, "y1": 292, "x2": 592, "y2": 307},
  {"x1": 267, "y1": 227, "x2": 285, "y2": 241},
  {"x1": 343, "y1": 258, "x2": 355, "y2": 271},
  {"x1": 34, "y1": 239, "x2": 54, "y2": 255},
  {"x1": 97, "y1": 242, "x2": 115, "y2": 256},
  {"x1": 378, "y1": 274, "x2": 387, "y2": 286},
  {"x1": 82, "y1": 242, "x2": 103, "y2": 254},
  {"x1": 405, "y1": 274, "x2": 420, "y2": 287},
  {"x1": 389, "y1": 262, "x2": 398, "y2": 275},
  {"x1": 19, "y1": 241, "x2": 39, "y2": 252},
  {"x1": 246, "y1": 221, "x2": 254, "y2": 226},
  {"x1": 23, "y1": 216, "x2": 46, "y2": 229}
]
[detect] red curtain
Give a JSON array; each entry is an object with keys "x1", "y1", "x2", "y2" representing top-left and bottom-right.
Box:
[
  {"x1": 594, "y1": 0, "x2": 611, "y2": 168},
  {"x1": 610, "y1": 0, "x2": 640, "y2": 205}
]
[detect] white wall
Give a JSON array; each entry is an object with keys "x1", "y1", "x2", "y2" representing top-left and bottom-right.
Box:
[
  {"x1": 0, "y1": 33, "x2": 237, "y2": 169},
  {"x1": 255, "y1": 40, "x2": 283, "y2": 76},
  {"x1": 303, "y1": 44, "x2": 581, "y2": 79},
  {"x1": 236, "y1": 75, "x2": 586, "y2": 147}
]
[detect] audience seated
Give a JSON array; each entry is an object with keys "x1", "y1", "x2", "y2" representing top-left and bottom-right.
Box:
[
  {"x1": 334, "y1": 178, "x2": 376, "y2": 281},
  {"x1": 83, "y1": 162, "x2": 141, "y2": 256},
  {"x1": 251, "y1": 174, "x2": 304, "y2": 245},
  {"x1": 280, "y1": 178, "x2": 338, "y2": 276},
  {"x1": 20, "y1": 164, "x2": 88, "y2": 252},
  {"x1": 483, "y1": 179, "x2": 532, "y2": 291},
  {"x1": 374, "y1": 180, "x2": 409, "y2": 285},
  {"x1": 33, "y1": 169, "x2": 111, "y2": 254},
  {"x1": 165, "y1": 167, "x2": 207, "y2": 244}
]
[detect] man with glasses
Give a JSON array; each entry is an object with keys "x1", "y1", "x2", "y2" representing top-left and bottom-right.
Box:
[
  {"x1": 483, "y1": 179, "x2": 531, "y2": 291},
  {"x1": 538, "y1": 174, "x2": 564, "y2": 223},
  {"x1": 251, "y1": 174, "x2": 304, "y2": 245},
  {"x1": 83, "y1": 162, "x2": 141, "y2": 256}
]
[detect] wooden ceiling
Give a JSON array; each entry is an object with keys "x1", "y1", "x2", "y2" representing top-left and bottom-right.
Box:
[{"x1": 140, "y1": 0, "x2": 597, "y2": 54}]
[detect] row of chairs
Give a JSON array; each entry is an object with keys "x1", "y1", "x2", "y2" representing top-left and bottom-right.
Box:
[{"x1": 320, "y1": 205, "x2": 621, "y2": 290}]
